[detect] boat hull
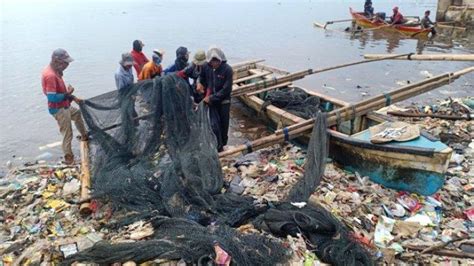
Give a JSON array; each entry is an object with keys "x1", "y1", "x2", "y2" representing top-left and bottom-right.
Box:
[
  {"x1": 329, "y1": 131, "x2": 451, "y2": 195},
  {"x1": 236, "y1": 69, "x2": 451, "y2": 195},
  {"x1": 349, "y1": 8, "x2": 431, "y2": 38}
]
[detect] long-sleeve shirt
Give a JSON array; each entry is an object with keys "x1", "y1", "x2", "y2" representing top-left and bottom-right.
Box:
[
  {"x1": 199, "y1": 62, "x2": 233, "y2": 105},
  {"x1": 138, "y1": 61, "x2": 162, "y2": 80},
  {"x1": 115, "y1": 65, "x2": 134, "y2": 91},
  {"x1": 41, "y1": 65, "x2": 71, "y2": 114},
  {"x1": 421, "y1": 16, "x2": 434, "y2": 28}
]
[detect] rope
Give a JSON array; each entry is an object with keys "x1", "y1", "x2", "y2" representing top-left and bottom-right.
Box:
[
  {"x1": 283, "y1": 127, "x2": 290, "y2": 142},
  {"x1": 349, "y1": 105, "x2": 356, "y2": 134},
  {"x1": 383, "y1": 93, "x2": 392, "y2": 106},
  {"x1": 245, "y1": 142, "x2": 253, "y2": 154},
  {"x1": 336, "y1": 110, "x2": 342, "y2": 130}
]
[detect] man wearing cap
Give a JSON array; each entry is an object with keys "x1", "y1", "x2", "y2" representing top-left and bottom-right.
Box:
[
  {"x1": 390, "y1": 6, "x2": 405, "y2": 25},
  {"x1": 115, "y1": 52, "x2": 134, "y2": 91},
  {"x1": 131, "y1": 40, "x2": 149, "y2": 76},
  {"x1": 138, "y1": 49, "x2": 164, "y2": 80},
  {"x1": 197, "y1": 47, "x2": 233, "y2": 152},
  {"x1": 176, "y1": 50, "x2": 207, "y2": 102},
  {"x1": 41, "y1": 48, "x2": 87, "y2": 165},
  {"x1": 164, "y1": 46, "x2": 190, "y2": 74}
]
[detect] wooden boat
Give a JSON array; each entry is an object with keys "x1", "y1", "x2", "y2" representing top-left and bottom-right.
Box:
[
  {"x1": 233, "y1": 64, "x2": 452, "y2": 196},
  {"x1": 349, "y1": 7, "x2": 431, "y2": 38}
]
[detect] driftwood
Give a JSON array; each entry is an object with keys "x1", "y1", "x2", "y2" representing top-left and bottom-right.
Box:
[
  {"x1": 421, "y1": 236, "x2": 470, "y2": 254},
  {"x1": 79, "y1": 141, "x2": 92, "y2": 216},
  {"x1": 405, "y1": 243, "x2": 474, "y2": 259}
]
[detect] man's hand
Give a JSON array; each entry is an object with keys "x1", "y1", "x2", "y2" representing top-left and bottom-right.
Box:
[
  {"x1": 72, "y1": 96, "x2": 82, "y2": 104},
  {"x1": 203, "y1": 96, "x2": 210, "y2": 104},
  {"x1": 67, "y1": 84, "x2": 75, "y2": 94},
  {"x1": 196, "y1": 83, "x2": 205, "y2": 94}
]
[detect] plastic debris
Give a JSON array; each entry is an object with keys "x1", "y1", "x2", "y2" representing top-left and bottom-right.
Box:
[
  {"x1": 1, "y1": 96, "x2": 472, "y2": 265},
  {"x1": 374, "y1": 216, "x2": 396, "y2": 248},
  {"x1": 214, "y1": 242, "x2": 231, "y2": 266}
]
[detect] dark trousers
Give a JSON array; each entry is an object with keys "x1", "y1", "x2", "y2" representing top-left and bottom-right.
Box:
[{"x1": 210, "y1": 103, "x2": 231, "y2": 151}]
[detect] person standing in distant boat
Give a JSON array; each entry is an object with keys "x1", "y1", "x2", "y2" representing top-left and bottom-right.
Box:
[
  {"x1": 421, "y1": 10, "x2": 436, "y2": 36},
  {"x1": 131, "y1": 40, "x2": 149, "y2": 77},
  {"x1": 115, "y1": 52, "x2": 135, "y2": 91},
  {"x1": 41, "y1": 48, "x2": 87, "y2": 165},
  {"x1": 198, "y1": 47, "x2": 233, "y2": 152}
]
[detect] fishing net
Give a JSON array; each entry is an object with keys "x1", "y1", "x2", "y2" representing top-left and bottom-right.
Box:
[
  {"x1": 66, "y1": 74, "x2": 373, "y2": 265},
  {"x1": 262, "y1": 87, "x2": 322, "y2": 119}
]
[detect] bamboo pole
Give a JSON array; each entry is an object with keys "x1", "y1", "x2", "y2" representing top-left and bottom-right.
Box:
[
  {"x1": 79, "y1": 141, "x2": 92, "y2": 216},
  {"x1": 231, "y1": 59, "x2": 265, "y2": 69},
  {"x1": 387, "y1": 111, "x2": 471, "y2": 121},
  {"x1": 219, "y1": 66, "x2": 474, "y2": 158},
  {"x1": 364, "y1": 53, "x2": 474, "y2": 61},
  {"x1": 232, "y1": 53, "x2": 411, "y2": 97},
  {"x1": 326, "y1": 18, "x2": 354, "y2": 24},
  {"x1": 277, "y1": 71, "x2": 453, "y2": 132},
  {"x1": 436, "y1": 24, "x2": 466, "y2": 32}
]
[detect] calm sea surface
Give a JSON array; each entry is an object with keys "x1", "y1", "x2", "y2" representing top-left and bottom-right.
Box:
[{"x1": 1, "y1": 0, "x2": 473, "y2": 169}]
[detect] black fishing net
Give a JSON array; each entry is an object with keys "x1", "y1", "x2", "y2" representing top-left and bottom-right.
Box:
[
  {"x1": 262, "y1": 87, "x2": 322, "y2": 119},
  {"x1": 65, "y1": 74, "x2": 373, "y2": 265}
]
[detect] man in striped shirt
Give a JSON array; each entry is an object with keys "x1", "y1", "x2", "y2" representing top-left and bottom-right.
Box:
[{"x1": 41, "y1": 48, "x2": 87, "y2": 165}]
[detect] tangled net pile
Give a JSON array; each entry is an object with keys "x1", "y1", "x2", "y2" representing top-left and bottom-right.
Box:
[
  {"x1": 64, "y1": 74, "x2": 373, "y2": 265},
  {"x1": 262, "y1": 87, "x2": 323, "y2": 119}
]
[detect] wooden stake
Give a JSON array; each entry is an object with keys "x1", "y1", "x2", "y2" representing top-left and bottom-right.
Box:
[{"x1": 79, "y1": 141, "x2": 92, "y2": 216}]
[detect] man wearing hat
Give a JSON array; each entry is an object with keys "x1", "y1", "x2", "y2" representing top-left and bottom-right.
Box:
[
  {"x1": 164, "y1": 46, "x2": 190, "y2": 74},
  {"x1": 41, "y1": 48, "x2": 87, "y2": 165},
  {"x1": 138, "y1": 49, "x2": 164, "y2": 80},
  {"x1": 176, "y1": 50, "x2": 207, "y2": 102},
  {"x1": 115, "y1": 52, "x2": 135, "y2": 91}
]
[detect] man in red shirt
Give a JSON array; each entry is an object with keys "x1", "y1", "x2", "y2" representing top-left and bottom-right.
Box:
[
  {"x1": 41, "y1": 48, "x2": 87, "y2": 165},
  {"x1": 390, "y1": 6, "x2": 405, "y2": 25},
  {"x1": 131, "y1": 40, "x2": 149, "y2": 77}
]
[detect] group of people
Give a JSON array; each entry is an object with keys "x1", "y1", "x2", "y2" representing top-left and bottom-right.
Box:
[
  {"x1": 363, "y1": 1, "x2": 436, "y2": 34},
  {"x1": 41, "y1": 42, "x2": 233, "y2": 164}
]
